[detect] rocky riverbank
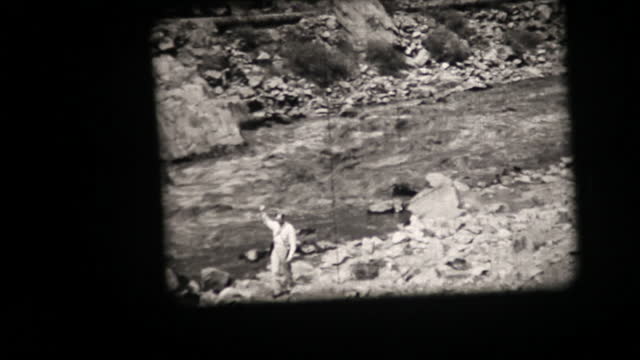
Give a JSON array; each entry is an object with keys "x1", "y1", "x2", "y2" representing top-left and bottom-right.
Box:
[{"x1": 167, "y1": 158, "x2": 576, "y2": 305}]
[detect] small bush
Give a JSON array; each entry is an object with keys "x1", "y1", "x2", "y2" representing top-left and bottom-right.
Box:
[
  {"x1": 432, "y1": 9, "x2": 476, "y2": 40},
  {"x1": 380, "y1": 0, "x2": 399, "y2": 14},
  {"x1": 199, "y1": 53, "x2": 230, "y2": 71},
  {"x1": 422, "y1": 27, "x2": 471, "y2": 63},
  {"x1": 280, "y1": 41, "x2": 353, "y2": 88},
  {"x1": 233, "y1": 25, "x2": 273, "y2": 52},
  {"x1": 365, "y1": 39, "x2": 409, "y2": 77},
  {"x1": 504, "y1": 29, "x2": 544, "y2": 56},
  {"x1": 283, "y1": 159, "x2": 317, "y2": 183},
  {"x1": 335, "y1": 34, "x2": 357, "y2": 57}
]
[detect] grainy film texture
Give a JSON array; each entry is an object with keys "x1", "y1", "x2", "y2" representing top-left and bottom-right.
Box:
[{"x1": 152, "y1": 0, "x2": 576, "y2": 306}]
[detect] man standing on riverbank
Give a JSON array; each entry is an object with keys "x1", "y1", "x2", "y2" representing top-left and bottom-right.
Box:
[{"x1": 260, "y1": 205, "x2": 297, "y2": 297}]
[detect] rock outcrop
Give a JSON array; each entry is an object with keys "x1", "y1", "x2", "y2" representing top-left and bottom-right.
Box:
[
  {"x1": 407, "y1": 173, "x2": 463, "y2": 221},
  {"x1": 153, "y1": 55, "x2": 249, "y2": 161},
  {"x1": 332, "y1": 0, "x2": 399, "y2": 51},
  {"x1": 200, "y1": 267, "x2": 232, "y2": 293}
]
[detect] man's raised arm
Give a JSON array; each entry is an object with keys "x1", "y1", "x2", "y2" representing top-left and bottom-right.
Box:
[{"x1": 259, "y1": 205, "x2": 278, "y2": 231}]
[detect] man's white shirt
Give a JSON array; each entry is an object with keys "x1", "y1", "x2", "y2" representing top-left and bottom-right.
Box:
[{"x1": 265, "y1": 219, "x2": 296, "y2": 250}]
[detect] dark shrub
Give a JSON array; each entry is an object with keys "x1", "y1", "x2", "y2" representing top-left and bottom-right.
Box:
[
  {"x1": 380, "y1": 0, "x2": 399, "y2": 14},
  {"x1": 365, "y1": 39, "x2": 409, "y2": 77},
  {"x1": 283, "y1": 159, "x2": 317, "y2": 183},
  {"x1": 280, "y1": 41, "x2": 353, "y2": 87},
  {"x1": 504, "y1": 29, "x2": 543, "y2": 56},
  {"x1": 335, "y1": 34, "x2": 358, "y2": 57},
  {"x1": 199, "y1": 53, "x2": 230, "y2": 71},
  {"x1": 233, "y1": 25, "x2": 272, "y2": 52},
  {"x1": 432, "y1": 9, "x2": 476, "y2": 40},
  {"x1": 422, "y1": 27, "x2": 471, "y2": 63}
]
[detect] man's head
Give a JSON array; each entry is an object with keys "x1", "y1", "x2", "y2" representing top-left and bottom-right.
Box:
[{"x1": 275, "y1": 212, "x2": 285, "y2": 225}]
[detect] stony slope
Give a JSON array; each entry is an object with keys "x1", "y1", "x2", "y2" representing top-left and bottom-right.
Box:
[{"x1": 152, "y1": 0, "x2": 566, "y2": 160}]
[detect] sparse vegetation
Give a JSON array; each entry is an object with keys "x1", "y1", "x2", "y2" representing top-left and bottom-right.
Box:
[
  {"x1": 280, "y1": 41, "x2": 354, "y2": 88},
  {"x1": 365, "y1": 39, "x2": 409, "y2": 77},
  {"x1": 504, "y1": 29, "x2": 544, "y2": 56},
  {"x1": 422, "y1": 27, "x2": 472, "y2": 64},
  {"x1": 380, "y1": 0, "x2": 399, "y2": 14},
  {"x1": 432, "y1": 9, "x2": 476, "y2": 40},
  {"x1": 199, "y1": 53, "x2": 230, "y2": 71},
  {"x1": 282, "y1": 159, "x2": 317, "y2": 183},
  {"x1": 233, "y1": 25, "x2": 273, "y2": 52},
  {"x1": 335, "y1": 34, "x2": 358, "y2": 57}
]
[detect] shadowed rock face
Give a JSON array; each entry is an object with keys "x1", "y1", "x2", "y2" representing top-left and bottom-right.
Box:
[
  {"x1": 332, "y1": 0, "x2": 399, "y2": 51},
  {"x1": 153, "y1": 55, "x2": 249, "y2": 161}
]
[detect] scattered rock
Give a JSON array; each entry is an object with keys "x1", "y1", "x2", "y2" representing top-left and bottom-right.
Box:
[
  {"x1": 299, "y1": 243, "x2": 317, "y2": 255},
  {"x1": 361, "y1": 237, "x2": 376, "y2": 254},
  {"x1": 247, "y1": 75, "x2": 264, "y2": 88},
  {"x1": 537, "y1": 4, "x2": 554, "y2": 22},
  {"x1": 157, "y1": 37, "x2": 175, "y2": 52},
  {"x1": 315, "y1": 108, "x2": 329, "y2": 116},
  {"x1": 292, "y1": 260, "x2": 316, "y2": 278},
  {"x1": 200, "y1": 267, "x2": 232, "y2": 293},
  {"x1": 408, "y1": 174, "x2": 462, "y2": 221},
  {"x1": 446, "y1": 258, "x2": 471, "y2": 271},
  {"x1": 243, "y1": 248, "x2": 261, "y2": 262},
  {"x1": 264, "y1": 76, "x2": 285, "y2": 90},
  {"x1": 487, "y1": 202, "x2": 508, "y2": 214},
  {"x1": 522, "y1": 66, "x2": 543, "y2": 78},
  {"x1": 368, "y1": 200, "x2": 395, "y2": 214},
  {"x1": 339, "y1": 104, "x2": 359, "y2": 117},
  {"x1": 316, "y1": 240, "x2": 338, "y2": 251},
  {"x1": 462, "y1": 78, "x2": 489, "y2": 91},
  {"x1": 425, "y1": 173, "x2": 452, "y2": 188},
  {"x1": 541, "y1": 175, "x2": 560, "y2": 183},
  {"x1": 326, "y1": 16, "x2": 338, "y2": 30},
  {"x1": 381, "y1": 243, "x2": 408, "y2": 258},
  {"x1": 395, "y1": 15, "x2": 418, "y2": 31},
  {"x1": 187, "y1": 280, "x2": 200, "y2": 294},
  {"x1": 255, "y1": 51, "x2": 272, "y2": 64},
  {"x1": 465, "y1": 223, "x2": 483, "y2": 235},
  {"x1": 320, "y1": 248, "x2": 351, "y2": 267},
  {"x1": 217, "y1": 287, "x2": 252, "y2": 303},
  {"x1": 412, "y1": 49, "x2": 431, "y2": 67},
  {"x1": 391, "y1": 232, "x2": 410, "y2": 244},
  {"x1": 237, "y1": 86, "x2": 256, "y2": 99},
  {"x1": 496, "y1": 228, "x2": 512, "y2": 238},
  {"x1": 453, "y1": 180, "x2": 470, "y2": 192},
  {"x1": 199, "y1": 290, "x2": 218, "y2": 306}
]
